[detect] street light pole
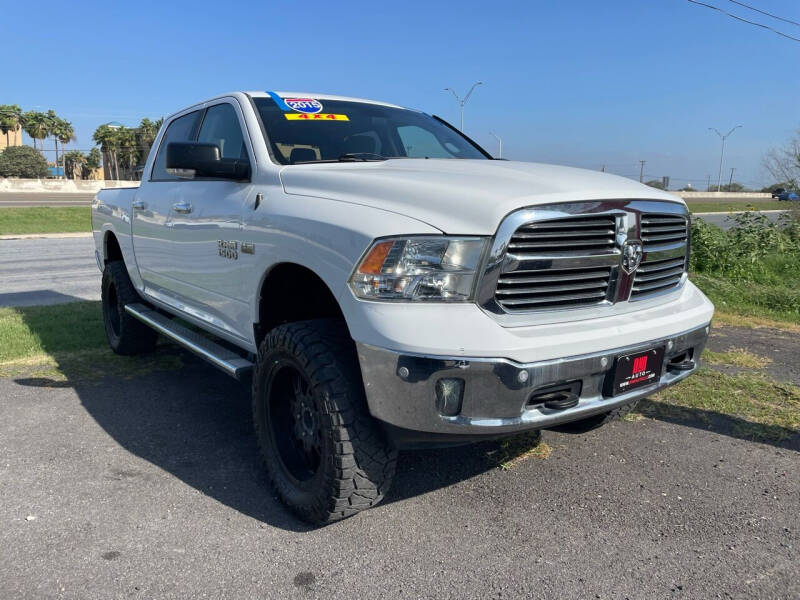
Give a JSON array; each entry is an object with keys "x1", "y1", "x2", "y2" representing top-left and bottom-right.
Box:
[
  {"x1": 489, "y1": 132, "x2": 502, "y2": 159},
  {"x1": 444, "y1": 81, "x2": 483, "y2": 131},
  {"x1": 708, "y1": 125, "x2": 742, "y2": 192}
]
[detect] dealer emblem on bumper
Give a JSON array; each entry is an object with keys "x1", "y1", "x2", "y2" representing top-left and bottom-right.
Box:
[{"x1": 620, "y1": 240, "x2": 644, "y2": 274}]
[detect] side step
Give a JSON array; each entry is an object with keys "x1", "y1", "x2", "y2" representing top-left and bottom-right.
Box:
[{"x1": 124, "y1": 303, "x2": 253, "y2": 380}]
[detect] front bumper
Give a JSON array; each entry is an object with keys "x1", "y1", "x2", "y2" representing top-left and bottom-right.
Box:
[{"x1": 357, "y1": 323, "x2": 710, "y2": 442}]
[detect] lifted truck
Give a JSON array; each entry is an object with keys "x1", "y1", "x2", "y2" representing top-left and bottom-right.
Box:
[{"x1": 92, "y1": 91, "x2": 714, "y2": 523}]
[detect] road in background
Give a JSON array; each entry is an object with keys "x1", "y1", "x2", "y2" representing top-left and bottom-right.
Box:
[
  {"x1": 693, "y1": 210, "x2": 785, "y2": 229},
  {"x1": 0, "y1": 192, "x2": 95, "y2": 207},
  {"x1": 0, "y1": 236, "x2": 99, "y2": 306}
]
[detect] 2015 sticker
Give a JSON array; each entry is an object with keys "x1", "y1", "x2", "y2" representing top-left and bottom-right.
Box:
[
  {"x1": 284, "y1": 113, "x2": 349, "y2": 121},
  {"x1": 284, "y1": 98, "x2": 323, "y2": 114}
]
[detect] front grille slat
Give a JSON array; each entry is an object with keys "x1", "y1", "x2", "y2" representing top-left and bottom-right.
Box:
[
  {"x1": 631, "y1": 213, "x2": 688, "y2": 299},
  {"x1": 497, "y1": 213, "x2": 618, "y2": 311}
]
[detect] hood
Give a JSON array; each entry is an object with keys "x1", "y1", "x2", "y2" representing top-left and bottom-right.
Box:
[{"x1": 279, "y1": 159, "x2": 684, "y2": 235}]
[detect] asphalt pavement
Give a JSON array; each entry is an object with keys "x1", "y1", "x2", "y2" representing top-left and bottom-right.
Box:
[
  {"x1": 0, "y1": 347, "x2": 797, "y2": 600},
  {"x1": 0, "y1": 236, "x2": 100, "y2": 306},
  {"x1": 693, "y1": 210, "x2": 786, "y2": 229},
  {"x1": 0, "y1": 192, "x2": 96, "y2": 207}
]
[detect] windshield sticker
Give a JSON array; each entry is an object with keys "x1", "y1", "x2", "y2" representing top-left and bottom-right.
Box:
[
  {"x1": 284, "y1": 98, "x2": 323, "y2": 114},
  {"x1": 284, "y1": 113, "x2": 349, "y2": 121},
  {"x1": 266, "y1": 91, "x2": 324, "y2": 114}
]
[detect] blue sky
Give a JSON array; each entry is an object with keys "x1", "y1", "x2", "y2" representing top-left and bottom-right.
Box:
[{"x1": 5, "y1": 0, "x2": 799, "y2": 188}]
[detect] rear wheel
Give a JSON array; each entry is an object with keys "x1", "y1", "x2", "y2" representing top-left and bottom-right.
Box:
[
  {"x1": 101, "y1": 260, "x2": 158, "y2": 355},
  {"x1": 252, "y1": 319, "x2": 396, "y2": 524}
]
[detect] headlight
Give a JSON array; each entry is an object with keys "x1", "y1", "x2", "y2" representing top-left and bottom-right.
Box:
[{"x1": 349, "y1": 236, "x2": 488, "y2": 301}]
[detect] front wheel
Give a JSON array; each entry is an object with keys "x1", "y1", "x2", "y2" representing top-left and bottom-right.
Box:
[{"x1": 252, "y1": 319, "x2": 397, "y2": 524}]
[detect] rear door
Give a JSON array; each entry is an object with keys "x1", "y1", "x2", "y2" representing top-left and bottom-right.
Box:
[{"x1": 158, "y1": 100, "x2": 255, "y2": 341}]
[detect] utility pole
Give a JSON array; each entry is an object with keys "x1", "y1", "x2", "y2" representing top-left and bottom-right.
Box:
[
  {"x1": 708, "y1": 125, "x2": 742, "y2": 192},
  {"x1": 444, "y1": 81, "x2": 483, "y2": 131},
  {"x1": 706, "y1": 174, "x2": 711, "y2": 191},
  {"x1": 489, "y1": 132, "x2": 502, "y2": 158},
  {"x1": 728, "y1": 167, "x2": 735, "y2": 187},
  {"x1": 639, "y1": 160, "x2": 646, "y2": 183}
]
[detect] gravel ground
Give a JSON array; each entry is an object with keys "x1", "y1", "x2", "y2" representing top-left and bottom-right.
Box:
[{"x1": 1, "y1": 325, "x2": 798, "y2": 600}]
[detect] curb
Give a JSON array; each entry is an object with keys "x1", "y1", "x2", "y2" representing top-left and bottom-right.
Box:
[{"x1": 0, "y1": 232, "x2": 93, "y2": 240}]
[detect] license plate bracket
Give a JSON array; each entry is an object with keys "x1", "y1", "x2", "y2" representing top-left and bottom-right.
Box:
[{"x1": 606, "y1": 346, "x2": 665, "y2": 396}]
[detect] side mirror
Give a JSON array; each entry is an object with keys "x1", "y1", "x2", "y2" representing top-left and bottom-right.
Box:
[{"x1": 165, "y1": 142, "x2": 250, "y2": 180}]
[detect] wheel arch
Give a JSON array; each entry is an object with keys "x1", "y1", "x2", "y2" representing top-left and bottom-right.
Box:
[{"x1": 254, "y1": 262, "x2": 348, "y2": 345}]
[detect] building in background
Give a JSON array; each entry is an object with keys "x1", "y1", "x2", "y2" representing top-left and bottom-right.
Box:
[{"x1": 0, "y1": 125, "x2": 22, "y2": 151}]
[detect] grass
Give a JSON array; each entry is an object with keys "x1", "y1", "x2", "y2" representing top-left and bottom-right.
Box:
[
  {"x1": 0, "y1": 206, "x2": 91, "y2": 235},
  {"x1": 693, "y1": 273, "x2": 800, "y2": 327},
  {"x1": 684, "y1": 200, "x2": 787, "y2": 213},
  {"x1": 484, "y1": 432, "x2": 552, "y2": 470},
  {"x1": 640, "y1": 368, "x2": 800, "y2": 442},
  {"x1": 0, "y1": 301, "x2": 183, "y2": 381},
  {"x1": 702, "y1": 347, "x2": 772, "y2": 369}
]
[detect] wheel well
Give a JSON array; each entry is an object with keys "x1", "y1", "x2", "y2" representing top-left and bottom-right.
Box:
[
  {"x1": 104, "y1": 231, "x2": 123, "y2": 264},
  {"x1": 255, "y1": 263, "x2": 347, "y2": 343}
]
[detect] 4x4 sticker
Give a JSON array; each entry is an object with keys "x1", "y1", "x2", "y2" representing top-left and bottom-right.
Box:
[{"x1": 284, "y1": 113, "x2": 349, "y2": 121}]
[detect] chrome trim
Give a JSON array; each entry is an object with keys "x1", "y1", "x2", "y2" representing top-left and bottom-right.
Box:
[
  {"x1": 476, "y1": 200, "x2": 689, "y2": 326},
  {"x1": 357, "y1": 322, "x2": 710, "y2": 435}
]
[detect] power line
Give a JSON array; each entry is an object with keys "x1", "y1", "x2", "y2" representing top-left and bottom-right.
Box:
[
  {"x1": 686, "y1": 0, "x2": 800, "y2": 42},
  {"x1": 728, "y1": 0, "x2": 800, "y2": 28}
]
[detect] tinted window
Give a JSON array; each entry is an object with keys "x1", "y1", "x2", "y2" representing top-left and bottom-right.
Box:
[
  {"x1": 151, "y1": 110, "x2": 201, "y2": 180},
  {"x1": 197, "y1": 103, "x2": 247, "y2": 160},
  {"x1": 253, "y1": 97, "x2": 488, "y2": 164}
]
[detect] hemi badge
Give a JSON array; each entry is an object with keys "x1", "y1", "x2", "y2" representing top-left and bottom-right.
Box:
[{"x1": 241, "y1": 242, "x2": 255, "y2": 255}]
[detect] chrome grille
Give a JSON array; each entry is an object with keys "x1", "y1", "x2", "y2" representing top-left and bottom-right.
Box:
[
  {"x1": 496, "y1": 215, "x2": 619, "y2": 311},
  {"x1": 509, "y1": 216, "x2": 616, "y2": 253},
  {"x1": 496, "y1": 266, "x2": 612, "y2": 310},
  {"x1": 631, "y1": 213, "x2": 689, "y2": 299}
]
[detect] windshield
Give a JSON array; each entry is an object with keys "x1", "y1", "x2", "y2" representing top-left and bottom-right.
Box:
[{"x1": 252, "y1": 96, "x2": 490, "y2": 165}]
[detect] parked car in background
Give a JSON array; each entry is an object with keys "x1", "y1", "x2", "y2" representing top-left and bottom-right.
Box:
[{"x1": 771, "y1": 188, "x2": 785, "y2": 198}]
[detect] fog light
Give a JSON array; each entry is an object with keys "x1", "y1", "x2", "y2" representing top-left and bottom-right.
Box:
[{"x1": 435, "y1": 378, "x2": 465, "y2": 417}]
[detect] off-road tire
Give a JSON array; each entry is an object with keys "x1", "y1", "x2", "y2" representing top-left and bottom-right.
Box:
[
  {"x1": 252, "y1": 319, "x2": 397, "y2": 524},
  {"x1": 554, "y1": 399, "x2": 641, "y2": 433},
  {"x1": 101, "y1": 260, "x2": 158, "y2": 355}
]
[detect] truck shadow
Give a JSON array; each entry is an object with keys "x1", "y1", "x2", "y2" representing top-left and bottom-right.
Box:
[{"x1": 12, "y1": 301, "x2": 798, "y2": 530}]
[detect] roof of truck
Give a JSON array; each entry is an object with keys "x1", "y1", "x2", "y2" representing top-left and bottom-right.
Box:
[{"x1": 245, "y1": 91, "x2": 405, "y2": 109}]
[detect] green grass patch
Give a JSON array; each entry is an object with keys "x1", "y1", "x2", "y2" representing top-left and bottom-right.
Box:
[
  {"x1": 0, "y1": 206, "x2": 91, "y2": 235},
  {"x1": 0, "y1": 301, "x2": 183, "y2": 381},
  {"x1": 694, "y1": 273, "x2": 800, "y2": 326},
  {"x1": 702, "y1": 347, "x2": 772, "y2": 369},
  {"x1": 685, "y1": 201, "x2": 786, "y2": 213},
  {"x1": 640, "y1": 368, "x2": 800, "y2": 442}
]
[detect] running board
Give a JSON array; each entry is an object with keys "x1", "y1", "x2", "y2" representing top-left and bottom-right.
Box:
[{"x1": 124, "y1": 303, "x2": 253, "y2": 380}]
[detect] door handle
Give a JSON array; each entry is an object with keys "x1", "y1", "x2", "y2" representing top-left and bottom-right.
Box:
[
  {"x1": 172, "y1": 201, "x2": 193, "y2": 214},
  {"x1": 131, "y1": 200, "x2": 146, "y2": 210}
]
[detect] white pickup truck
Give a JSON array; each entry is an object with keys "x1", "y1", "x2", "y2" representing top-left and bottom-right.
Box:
[{"x1": 92, "y1": 91, "x2": 714, "y2": 523}]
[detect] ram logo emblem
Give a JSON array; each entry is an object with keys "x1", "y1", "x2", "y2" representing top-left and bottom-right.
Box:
[{"x1": 620, "y1": 240, "x2": 643, "y2": 274}]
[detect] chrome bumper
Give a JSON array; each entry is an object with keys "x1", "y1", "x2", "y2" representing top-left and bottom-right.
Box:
[{"x1": 357, "y1": 323, "x2": 710, "y2": 438}]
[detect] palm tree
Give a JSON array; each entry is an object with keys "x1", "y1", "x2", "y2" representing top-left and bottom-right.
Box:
[
  {"x1": 0, "y1": 104, "x2": 22, "y2": 147},
  {"x1": 54, "y1": 118, "x2": 76, "y2": 178},
  {"x1": 117, "y1": 127, "x2": 138, "y2": 179},
  {"x1": 93, "y1": 124, "x2": 120, "y2": 180},
  {"x1": 137, "y1": 118, "x2": 159, "y2": 160},
  {"x1": 21, "y1": 111, "x2": 50, "y2": 151},
  {"x1": 63, "y1": 150, "x2": 86, "y2": 180}
]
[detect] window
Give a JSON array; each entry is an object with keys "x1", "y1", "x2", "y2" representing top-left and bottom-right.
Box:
[
  {"x1": 252, "y1": 97, "x2": 488, "y2": 164},
  {"x1": 151, "y1": 110, "x2": 201, "y2": 180},
  {"x1": 397, "y1": 125, "x2": 455, "y2": 159},
  {"x1": 197, "y1": 103, "x2": 247, "y2": 160}
]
